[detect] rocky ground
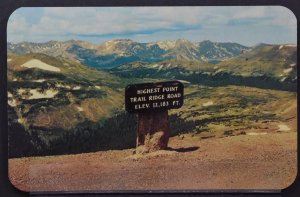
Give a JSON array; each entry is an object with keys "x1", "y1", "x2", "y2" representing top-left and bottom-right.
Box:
[{"x1": 9, "y1": 128, "x2": 297, "y2": 192}]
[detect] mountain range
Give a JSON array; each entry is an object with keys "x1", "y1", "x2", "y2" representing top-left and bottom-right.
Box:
[
  {"x1": 8, "y1": 39, "x2": 250, "y2": 68},
  {"x1": 7, "y1": 39, "x2": 297, "y2": 91}
]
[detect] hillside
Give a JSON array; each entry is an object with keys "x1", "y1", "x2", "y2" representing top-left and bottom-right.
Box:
[
  {"x1": 7, "y1": 53, "x2": 130, "y2": 157},
  {"x1": 7, "y1": 53, "x2": 124, "y2": 125},
  {"x1": 111, "y1": 44, "x2": 297, "y2": 91},
  {"x1": 217, "y1": 44, "x2": 297, "y2": 80}
]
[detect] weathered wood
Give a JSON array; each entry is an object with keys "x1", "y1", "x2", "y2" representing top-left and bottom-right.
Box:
[{"x1": 136, "y1": 110, "x2": 170, "y2": 154}]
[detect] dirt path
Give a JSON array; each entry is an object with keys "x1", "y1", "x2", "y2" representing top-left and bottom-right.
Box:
[{"x1": 9, "y1": 131, "x2": 297, "y2": 192}]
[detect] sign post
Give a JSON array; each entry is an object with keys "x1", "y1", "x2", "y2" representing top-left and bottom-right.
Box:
[{"x1": 125, "y1": 81, "x2": 184, "y2": 154}]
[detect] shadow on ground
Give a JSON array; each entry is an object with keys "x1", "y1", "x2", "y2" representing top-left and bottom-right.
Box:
[{"x1": 167, "y1": 146, "x2": 199, "y2": 153}]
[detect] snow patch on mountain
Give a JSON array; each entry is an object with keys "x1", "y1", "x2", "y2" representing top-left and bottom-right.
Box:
[
  {"x1": 17, "y1": 88, "x2": 58, "y2": 99},
  {"x1": 8, "y1": 92, "x2": 13, "y2": 98},
  {"x1": 56, "y1": 83, "x2": 71, "y2": 89},
  {"x1": 280, "y1": 77, "x2": 287, "y2": 82},
  {"x1": 202, "y1": 101, "x2": 214, "y2": 107},
  {"x1": 73, "y1": 86, "x2": 81, "y2": 90},
  {"x1": 285, "y1": 44, "x2": 296, "y2": 47},
  {"x1": 151, "y1": 64, "x2": 160, "y2": 68},
  {"x1": 28, "y1": 89, "x2": 59, "y2": 100},
  {"x1": 177, "y1": 80, "x2": 191, "y2": 84},
  {"x1": 32, "y1": 79, "x2": 46, "y2": 83},
  {"x1": 156, "y1": 41, "x2": 176, "y2": 50},
  {"x1": 17, "y1": 88, "x2": 26, "y2": 95},
  {"x1": 8, "y1": 99, "x2": 17, "y2": 107},
  {"x1": 21, "y1": 59, "x2": 61, "y2": 72},
  {"x1": 283, "y1": 68, "x2": 293, "y2": 73},
  {"x1": 158, "y1": 65, "x2": 164, "y2": 71},
  {"x1": 214, "y1": 69, "x2": 224, "y2": 74}
]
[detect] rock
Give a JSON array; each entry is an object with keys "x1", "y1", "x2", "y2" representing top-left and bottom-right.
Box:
[
  {"x1": 199, "y1": 131, "x2": 215, "y2": 139},
  {"x1": 147, "y1": 131, "x2": 165, "y2": 151},
  {"x1": 278, "y1": 124, "x2": 290, "y2": 132},
  {"x1": 135, "y1": 145, "x2": 150, "y2": 155},
  {"x1": 223, "y1": 130, "x2": 233, "y2": 136}
]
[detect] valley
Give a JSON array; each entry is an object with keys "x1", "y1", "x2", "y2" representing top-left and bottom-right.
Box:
[{"x1": 6, "y1": 38, "x2": 297, "y2": 191}]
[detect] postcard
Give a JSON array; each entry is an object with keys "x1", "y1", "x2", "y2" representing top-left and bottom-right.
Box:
[{"x1": 7, "y1": 6, "x2": 297, "y2": 192}]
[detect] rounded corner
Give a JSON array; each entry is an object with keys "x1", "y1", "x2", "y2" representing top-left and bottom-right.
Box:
[
  {"x1": 125, "y1": 84, "x2": 132, "y2": 90},
  {"x1": 280, "y1": 167, "x2": 298, "y2": 190},
  {"x1": 8, "y1": 172, "x2": 30, "y2": 193},
  {"x1": 6, "y1": 7, "x2": 24, "y2": 28},
  {"x1": 275, "y1": 5, "x2": 298, "y2": 22}
]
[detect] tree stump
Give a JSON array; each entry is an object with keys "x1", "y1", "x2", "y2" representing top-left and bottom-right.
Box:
[{"x1": 135, "y1": 110, "x2": 170, "y2": 154}]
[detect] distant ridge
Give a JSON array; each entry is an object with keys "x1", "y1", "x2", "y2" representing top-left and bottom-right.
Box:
[{"x1": 8, "y1": 39, "x2": 250, "y2": 68}]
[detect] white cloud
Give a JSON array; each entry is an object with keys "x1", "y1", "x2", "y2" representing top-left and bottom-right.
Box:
[
  {"x1": 7, "y1": 6, "x2": 297, "y2": 45},
  {"x1": 7, "y1": 13, "x2": 28, "y2": 34},
  {"x1": 233, "y1": 6, "x2": 266, "y2": 19},
  {"x1": 269, "y1": 6, "x2": 297, "y2": 30}
]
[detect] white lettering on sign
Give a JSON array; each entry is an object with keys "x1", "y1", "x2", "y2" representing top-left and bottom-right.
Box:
[
  {"x1": 125, "y1": 81, "x2": 184, "y2": 113},
  {"x1": 137, "y1": 88, "x2": 160, "y2": 95},
  {"x1": 167, "y1": 93, "x2": 181, "y2": 98},
  {"x1": 135, "y1": 103, "x2": 150, "y2": 109},
  {"x1": 153, "y1": 101, "x2": 170, "y2": 108},
  {"x1": 148, "y1": 94, "x2": 165, "y2": 101},
  {"x1": 162, "y1": 86, "x2": 178, "y2": 92},
  {"x1": 130, "y1": 96, "x2": 147, "y2": 102}
]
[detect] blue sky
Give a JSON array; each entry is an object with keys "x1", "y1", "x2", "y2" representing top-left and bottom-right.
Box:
[{"x1": 7, "y1": 6, "x2": 297, "y2": 46}]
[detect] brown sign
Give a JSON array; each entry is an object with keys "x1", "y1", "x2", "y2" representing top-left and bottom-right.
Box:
[{"x1": 125, "y1": 81, "x2": 184, "y2": 113}]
